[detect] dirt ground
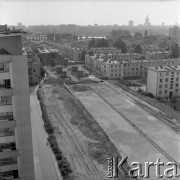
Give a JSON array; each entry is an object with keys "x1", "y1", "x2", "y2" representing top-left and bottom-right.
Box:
[{"x1": 39, "y1": 82, "x2": 130, "y2": 180}]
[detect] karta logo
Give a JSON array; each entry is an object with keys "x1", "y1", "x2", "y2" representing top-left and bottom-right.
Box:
[{"x1": 107, "y1": 156, "x2": 180, "y2": 178}]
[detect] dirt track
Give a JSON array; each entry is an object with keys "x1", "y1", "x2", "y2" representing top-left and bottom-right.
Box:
[{"x1": 40, "y1": 84, "x2": 122, "y2": 180}]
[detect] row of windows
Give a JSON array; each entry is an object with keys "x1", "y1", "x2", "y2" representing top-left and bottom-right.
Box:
[
  {"x1": 159, "y1": 84, "x2": 178, "y2": 88},
  {"x1": 159, "y1": 89, "x2": 178, "y2": 95},
  {"x1": 160, "y1": 71, "x2": 180, "y2": 76},
  {"x1": 160, "y1": 78, "x2": 179, "y2": 82}
]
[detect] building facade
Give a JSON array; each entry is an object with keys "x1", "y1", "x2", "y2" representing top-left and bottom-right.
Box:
[
  {"x1": 85, "y1": 54, "x2": 180, "y2": 79},
  {"x1": 147, "y1": 66, "x2": 180, "y2": 98},
  {"x1": 0, "y1": 35, "x2": 35, "y2": 180},
  {"x1": 169, "y1": 26, "x2": 180, "y2": 41}
]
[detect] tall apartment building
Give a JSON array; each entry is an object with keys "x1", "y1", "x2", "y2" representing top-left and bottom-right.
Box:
[
  {"x1": 0, "y1": 35, "x2": 35, "y2": 180},
  {"x1": 147, "y1": 66, "x2": 180, "y2": 98},
  {"x1": 169, "y1": 26, "x2": 180, "y2": 41}
]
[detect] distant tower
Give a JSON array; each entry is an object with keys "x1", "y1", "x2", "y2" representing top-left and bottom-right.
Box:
[
  {"x1": 144, "y1": 14, "x2": 150, "y2": 26},
  {"x1": 129, "y1": 20, "x2": 134, "y2": 27}
]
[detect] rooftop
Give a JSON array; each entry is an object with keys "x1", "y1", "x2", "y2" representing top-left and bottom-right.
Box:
[{"x1": 148, "y1": 66, "x2": 180, "y2": 72}]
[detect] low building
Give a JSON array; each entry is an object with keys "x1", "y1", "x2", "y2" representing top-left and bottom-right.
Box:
[{"x1": 147, "y1": 66, "x2": 180, "y2": 98}]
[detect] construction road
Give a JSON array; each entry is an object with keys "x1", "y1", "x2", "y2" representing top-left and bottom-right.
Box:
[{"x1": 71, "y1": 82, "x2": 180, "y2": 180}]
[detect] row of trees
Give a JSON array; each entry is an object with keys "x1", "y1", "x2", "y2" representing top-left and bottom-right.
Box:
[
  {"x1": 88, "y1": 37, "x2": 143, "y2": 54},
  {"x1": 88, "y1": 38, "x2": 109, "y2": 48},
  {"x1": 111, "y1": 30, "x2": 148, "y2": 40}
]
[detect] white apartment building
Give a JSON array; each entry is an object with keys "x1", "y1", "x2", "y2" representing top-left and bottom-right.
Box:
[
  {"x1": 147, "y1": 66, "x2": 180, "y2": 98},
  {"x1": 61, "y1": 44, "x2": 84, "y2": 62},
  {"x1": 88, "y1": 47, "x2": 121, "y2": 55},
  {"x1": 145, "y1": 51, "x2": 170, "y2": 60},
  {"x1": 85, "y1": 54, "x2": 180, "y2": 79},
  {"x1": 0, "y1": 35, "x2": 35, "y2": 180}
]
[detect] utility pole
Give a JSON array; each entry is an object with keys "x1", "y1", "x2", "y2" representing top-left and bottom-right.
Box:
[{"x1": 167, "y1": 96, "x2": 171, "y2": 118}]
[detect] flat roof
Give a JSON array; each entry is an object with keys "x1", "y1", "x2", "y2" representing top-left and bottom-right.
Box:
[
  {"x1": 37, "y1": 47, "x2": 50, "y2": 53},
  {"x1": 148, "y1": 66, "x2": 180, "y2": 72}
]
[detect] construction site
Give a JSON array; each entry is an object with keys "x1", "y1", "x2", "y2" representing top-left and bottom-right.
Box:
[{"x1": 37, "y1": 67, "x2": 180, "y2": 180}]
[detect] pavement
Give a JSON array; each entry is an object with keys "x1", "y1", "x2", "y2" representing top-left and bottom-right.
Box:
[{"x1": 30, "y1": 87, "x2": 62, "y2": 180}]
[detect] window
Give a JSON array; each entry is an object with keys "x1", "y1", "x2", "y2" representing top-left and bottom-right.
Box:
[
  {"x1": 176, "y1": 84, "x2": 178, "y2": 87},
  {"x1": 160, "y1": 79, "x2": 163, "y2": 82},
  {"x1": 165, "y1": 78, "x2": 168, "y2": 82},
  {"x1": 159, "y1": 91, "x2": 162, "y2": 94},
  {"x1": 176, "y1": 78, "x2": 179, "y2": 81},
  {"x1": 159, "y1": 85, "x2": 162, "y2": 88},
  {"x1": 165, "y1": 84, "x2": 168, "y2": 88},
  {"x1": 0, "y1": 63, "x2": 9, "y2": 72},
  {"x1": 177, "y1": 72, "x2": 179, "y2": 75},
  {"x1": 164, "y1": 90, "x2": 168, "y2": 94}
]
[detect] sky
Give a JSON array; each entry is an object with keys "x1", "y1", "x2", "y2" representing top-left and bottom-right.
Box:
[{"x1": 0, "y1": 0, "x2": 180, "y2": 26}]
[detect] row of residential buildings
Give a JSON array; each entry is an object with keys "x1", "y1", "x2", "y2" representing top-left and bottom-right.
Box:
[{"x1": 85, "y1": 53, "x2": 180, "y2": 79}]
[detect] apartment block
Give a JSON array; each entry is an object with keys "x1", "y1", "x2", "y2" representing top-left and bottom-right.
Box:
[
  {"x1": 36, "y1": 46, "x2": 62, "y2": 66},
  {"x1": 88, "y1": 47, "x2": 121, "y2": 55},
  {"x1": 24, "y1": 47, "x2": 41, "y2": 85},
  {"x1": 145, "y1": 51, "x2": 170, "y2": 60},
  {"x1": 147, "y1": 66, "x2": 180, "y2": 98},
  {"x1": 0, "y1": 35, "x2": 35, "y2": 180},
  {"x1": 85, "y1": 54, "x2": 180, "y2": 79},
  {"x1": 169, "y1": 26, "x2": 180, "y2": 41}
]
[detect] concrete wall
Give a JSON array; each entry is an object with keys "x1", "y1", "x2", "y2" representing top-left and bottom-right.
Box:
[
  {"x1": 147, "y1": 69, "x2": 158, "y2": 97},
  {"x1": 11, "y1": 55, "x2": 35, "y2": 180},
  {"x1": 0, "y1": 35, "x2": 22, "y2": 55}
]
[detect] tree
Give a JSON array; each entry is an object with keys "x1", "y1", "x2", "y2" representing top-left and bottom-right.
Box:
[
  {"x1": 144, "y1": 30, "x2": 148, "y2": 37},
  {"x1": 88, "y1": 38, "x2": 96, "y2": 48},
  {"x1": 113, "y1": 38, "x2": 127, "y2": 53},
  {"x1": 79, "y1": 50, "x2": 86, "y2": 62},
  {"x1": 133, "y1": 32, "x2": 143, "y2": 39},
  {"x1": 171, "y1": 43, "x2": 180, "y2": 58},
  {"x1": 111, "y1": 30, "x2": 132, "y2": 39},
  {"x1": 134, "y1": 44, "x2": 142, "y2": 54}
]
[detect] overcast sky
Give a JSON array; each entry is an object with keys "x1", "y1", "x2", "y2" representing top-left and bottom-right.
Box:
[{"x1": 0, "y1": 0, "x2": 180, "y2": 26}]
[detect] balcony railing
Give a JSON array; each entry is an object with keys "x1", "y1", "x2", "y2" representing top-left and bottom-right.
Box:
[
  {"x1": 0, "y1": 158, "x2": 17, "y2": 166},
  {"x1": 0, "y1": 115, "x2": 13, "y2": 121},
  {"x1": 0, "y1": 143, "x2": 16, "y2": 152}
]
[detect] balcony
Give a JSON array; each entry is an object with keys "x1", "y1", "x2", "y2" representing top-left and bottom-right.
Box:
[
  {"x1": 0, "y1": 161, "x2": 18, "y2": 173},
  {"x1": 0, "y1": 170, "x2": 20, "y2": 179},
  {"x1": 0, "y1": 72, "x2": 10, "y2": 81},
  {"x1": 0, "y1": 134, "x2": 15, "y2": 144}
]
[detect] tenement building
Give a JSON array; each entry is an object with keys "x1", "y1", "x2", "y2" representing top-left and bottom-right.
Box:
[
  {"x1": 147, "y1": 66, "x2": 180, "y2": 98},
  {"x1": 85, "y1": 54, "x2": 180, "y2": 79},
  {"x1": 0, "y1": 35, "x2": 35, "y2": 180}
]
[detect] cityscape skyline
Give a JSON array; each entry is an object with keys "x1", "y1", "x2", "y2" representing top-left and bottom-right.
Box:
[{"x1": 0, "y1": 0, "x2": 180, "y2": 26}]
